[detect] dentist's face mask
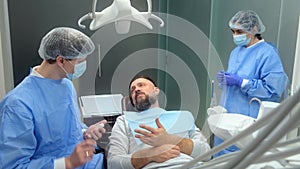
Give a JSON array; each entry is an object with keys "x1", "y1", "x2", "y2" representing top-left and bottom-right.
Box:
[
  {"x1": 63, "y1": 60, "x2": 87, "y2": 80},
  {"x1": 233, "y1": 34, "x2": 251, "y2": 47}
]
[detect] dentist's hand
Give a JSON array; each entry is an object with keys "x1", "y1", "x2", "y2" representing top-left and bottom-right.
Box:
[
  {"x1": 134, "y1": 118, "x2": 181, "y2": 147},
  {"x1": 65, "y1": 139, "x2": 97, "y2": 169},
  {"x1": 84, "y1": 120, "x2": 107, "y2": 140}
]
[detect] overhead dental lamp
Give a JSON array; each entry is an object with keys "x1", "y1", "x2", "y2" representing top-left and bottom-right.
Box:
[{"x1": 78, "y1": 0, "x2": 164, "y2": 34}]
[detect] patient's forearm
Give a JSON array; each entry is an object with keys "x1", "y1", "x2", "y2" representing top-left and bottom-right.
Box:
[
  {"x1": 177, "y1": 138, "x2": 194, "y2": 155},
  {"x1": 131, "y1": 149, "x2": 153, "y2": 169},
  {"x1": 165, "y1": 135, "x2": 194, "y2": 155},
  {"x1": 131, "y1": 144, "x2": 180, "y2": 169}
]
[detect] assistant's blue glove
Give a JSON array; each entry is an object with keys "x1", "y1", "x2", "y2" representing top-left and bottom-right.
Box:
[
  {"x1": 217, "y1": 71, "x2": 225, "y2": 84},
  {"x1": 223, "y1": 72, "x2": 243, "y2": 86}
]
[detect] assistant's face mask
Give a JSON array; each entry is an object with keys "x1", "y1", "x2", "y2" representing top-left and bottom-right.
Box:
[
  {"x1": 64, "y1": 60, "x2": 87, "y2": 80},
  {"x1": 233, "y1": 34, "x2": 251, "y2": 47}
]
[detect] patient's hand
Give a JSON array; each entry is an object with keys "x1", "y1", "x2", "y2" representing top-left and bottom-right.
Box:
[
  {"x1": 131, "y1": 144, "x2": 180, "y2": 169},
  {"x1": 150, "y1": 144, "x2": 180, "y2": 163},
  {"x1": 134, "y1": 118, "x2": 181, "y2": 147}
]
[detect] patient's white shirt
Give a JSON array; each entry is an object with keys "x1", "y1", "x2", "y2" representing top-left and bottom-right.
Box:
[{"x1": 107, "y1": 112, "x2": 211, "y2": 168}]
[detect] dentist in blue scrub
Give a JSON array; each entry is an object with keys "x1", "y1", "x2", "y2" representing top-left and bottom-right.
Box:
[
  {"x1": 0, "y1": 27, "x2": 107, "y2": 169},
  {"x1": 214, "y1": 10, "x2": 288, "y2": 158}
]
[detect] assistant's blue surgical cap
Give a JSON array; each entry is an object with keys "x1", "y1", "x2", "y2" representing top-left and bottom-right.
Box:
[
  {"x1": 38, "y1": 27, "x2": 95, "y2": 60},
  {"x1": 229, "y1": 10, "x2": 265, "y2": 35}
]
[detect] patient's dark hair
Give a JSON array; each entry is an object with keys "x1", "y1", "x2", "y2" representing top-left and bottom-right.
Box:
[{"x1": 128, "y1": 75, "x2": 157, "y2": 106}]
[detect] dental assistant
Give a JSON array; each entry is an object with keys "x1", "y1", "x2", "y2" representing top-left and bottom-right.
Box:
[
  {"x1": 0, "y1": 27, "x2": 107, "y2": 169},
  {"x1": 214, "y1": 10, "x2": 288, "y2": 158}
]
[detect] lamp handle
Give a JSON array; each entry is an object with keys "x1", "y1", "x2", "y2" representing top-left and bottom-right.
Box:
[
  {"x1": 147, "y1": 0, "x2": 152, "y2": 12},
  {"x1": 92, "y1": 0, "x2": 97, "y2": 18}
]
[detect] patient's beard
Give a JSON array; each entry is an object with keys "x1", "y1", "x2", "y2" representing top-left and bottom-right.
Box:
[{"x1": 135, "y1": 92, "x2": 156, "y2": 111}]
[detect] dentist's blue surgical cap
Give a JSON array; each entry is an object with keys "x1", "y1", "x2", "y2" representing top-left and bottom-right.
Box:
[
  {"x1": 38, "y1": 27, "x2": 95, "y2": 60},
  {"x1": 229, "y1": 10, "x2": 265, "y2": 35}
]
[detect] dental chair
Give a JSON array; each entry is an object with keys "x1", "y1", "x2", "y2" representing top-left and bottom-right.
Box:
[
  {"x1": 121, "y1": 95, "x2": 136, "y2": 112},
  {"x1": 79, "y1": 94, "x2": 124, "y2": 169},
  {"x1": 79, "y1": 94, "x2": 136, "y2": 149},
  {"x1": 79, "y1": 94, "x2": 123, "y2": 151}
]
